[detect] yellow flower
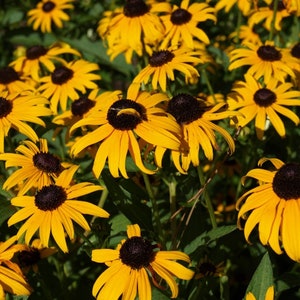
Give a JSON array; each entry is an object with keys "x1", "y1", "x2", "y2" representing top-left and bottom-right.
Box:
[
  {"x1": 159, "y1": 0, "x2": 216, "y2": 49},
  {"x1": 38, "y1": 59, "x2": 100, "y2": 114},
  {"x1": 246, "y1": 286, "x2": 274, "y2": 300},
  {"x1": 27, "y1": 0, "x2": 74, "y2": 33},
  {"x1": 229, "y1": 41, "x2": 296, "y2": 83},
  {"x1": 0, "y1": 139, "x2": 70, "y2": 196},
  {"x1": 0, "y1": 90, "x2": 52, "y2": 153},
  {"x1": 7, "y1": 165, "x2": 109, "y2": 253},
  {"x1": 237, "y1": 158, "x2": 300, "y2": 262},
  {"x1": 215, "y1": 0, "x2": 255, "y2": 16},
  {"x1": 228, "y1": 74, "x2": 300, "y2": 139},
  {"x1": 0, "y1": 235, "x2": 32, "y2": 298},
  {"x1": 70, "y1": 83, "x2": 181, "y2": 178},
  {"x1": 284, "y1": 0, "x2": 300, "y2": 15},
  {"x1": 229, "y1": 25, "x2": 262, "y2": 45},
  {"x1": 92, "y1": 224, "x2": 194, "y2": 300},
  {"x1": 133, "y1": 46, "x2": 203, "y2": 91}
]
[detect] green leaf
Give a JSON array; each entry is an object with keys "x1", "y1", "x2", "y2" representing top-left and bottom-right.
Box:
[{"x1": 0, "y1": 200, "x2": 16, "y2": 226}]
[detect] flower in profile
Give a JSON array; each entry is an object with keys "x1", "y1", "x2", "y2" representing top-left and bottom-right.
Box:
[
  {"x1": 27, "y1": 0, "x2": 74, "y2": 33},
  {"x1": 237, "y1": 158, "x2": 300, "y2": 262},
  {"x1": 229, "y1": 41, "x2": 296, "y2": 83},
  {"x1": 133, "y1": 47, "x2": 203, "y2": 91},
  {"x1": 0, "y1": 66, "x2": 35, "y2": 93},
  {"x1": 0, "y1": 139, "x2": 68, "y2": 196},
  {"x1": 246, "y1": 286, "x2": 274, "y2": 300},
  {"x1": 0, "y1": 90, "x2": 52, "y2": 153},
  {"x1": 248, "y1": 0, "x2": 290, "y2": 31},
  {"x1": 0, "y1": 235, "x2": 32, "y2": 298},
  {"x1": 229, "y1": 25, "x2": 261, "y2": 45},
  {"x1": 10, "y1": 43, "x2": 81, "y2": 81},
  {"x1": 38, "y1": 59, "x2": 100, "y2": 114},
  {"x1": 8, "y1": 165, "x2": 109, "y2": 253},
  {"x1": 228, "y1": 74, "x2": 300, "y2": 139},
  {"x1": 159, "y1": 0, "x2": 216, "y2": 49},
  {"x1": 70, "y1": 83, "x2": 181, "y2": 178},
  {"x1": 215, "y1": 0, "x2": 255, "y2": 16},
  {"x1": 156, "y1": 93, "x2": 235, "y2": 173},
  {"x1": 92, "y1": 224, "x2": 194, "y2": 300}
]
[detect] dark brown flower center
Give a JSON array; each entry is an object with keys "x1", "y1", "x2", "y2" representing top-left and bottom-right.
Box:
[
  {"x1": 269, "y1": 0, "x2": 286, "y2": 11},
  {"x1": 253, "y1": 88, "x2": 276, "y2": 107},
  {"x1": 71, "y1": 95, "x2": 95, "y2": 116},
  {"x1": 0, "y1": 97, "x2": 13, "y2": 118},
  {"x1": 18, "y1": 249, "x2": 41, "y2": 267},
  {"x1": 149, "y1": 50, "x2": 175, "y2": 67},
  {"x1": 119, "y1": 236, "x2": 155, "y2": 269},
  {"x1": 123, "y1": 0, "x2": 150, "y2": 17},
  {"x1": 0, "y1": 67, "x2": 19, "y2": 84},
  {"x1": 171, "y1": 8, "x2": 192, "y2": 25},
  {"x1": 167, "y1": 93, "x2": 206, "y2": 124},
  {"x1": 26, "y1": 45, "x2": 48, "y2": 60},
  {"x1": 291, "y1": 42, "x2": 300, "y2": 59},
  {"x1": 51, "y1": 66, "x2": 74, "y2": 85},
  {"x1": 107, "y1": 99, "x2": 146, "y2": 130},
  {"x1": 42, "y1": 1, "x2": 56, "y2": 12},
  {"x1": 257, "y1": 45, "x2": 282, "y2": 61},
  {"x1": 33, "y1": 152, "x2": 62, "y2": 173},
  {"x1": 35, "y1": 185, "x2": 66, "y2": 211},
  {"x1": 198, "y1": 262, "x2": 217, "y2": 277},
  {"x1": 272, "y1": 163, "x2": 300, "y2": 200}
]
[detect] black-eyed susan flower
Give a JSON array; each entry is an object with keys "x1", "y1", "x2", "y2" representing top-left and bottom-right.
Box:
[
  {"x1": 0, "y1": 138, "x2": 70, "y2": 196},
  {"x1": 156, "y1": 93, "x2": 235, "y2": 173},
  {"x1": 38, "y1": 59, "x2": 100, "y2": 114},
  {"x1": 10, "y1": 43, "x2": 81, "y2": 82},
  {"x1": 0, "y1": 91, "x2": 52, "y2": 153},
  {"x1": 133, "y1": 47, "x2": 203, "y2": 91},
  {"x1": 237, "y1": 158, "x2": 300, "y2": 262},
  {"x1": 70, "y1": 83, "x2": 181, "y2": 178},
  {"x1": 195, "y1": 255, "x2": 224, "y2": 279},
  {"x1": 229, "y1": 25, "x2": 261, "y2": 45},
  {"x1": 246, "y1": 286, "x2": 274, "y2": 300},
  {"x1": 284, "y1": 0, "x2": 300, "y2": 15},
  {"x1": 229, "y1": 41, "x2": 296, "y2": 83},
  {"x1": 27, "y1": 0, "x2": 74, "y2": 33},
  {"x1": 228, "y1": 74, "x2": 300, "y2": 139},
  {"x1": 92, "y1": 224, "x2": 194, "y2": 300},
  {"x1": 215, "y1": 0, "x2": 255, "y2": 16},
  {"x1": 0, "y1": 235, "x2": 32, "y2": 298},
  {"x1": 159, "y1": 0, "x2": 216, "y2": 49},
  {"x1": 7, "y1": 165, "x2": 109, "y2": 253}
]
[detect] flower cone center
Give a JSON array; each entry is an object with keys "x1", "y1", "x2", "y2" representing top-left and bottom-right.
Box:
[
  {"x1": 26, "y1": 45, "x2": 48, "y2": 60},
  {"x1": 35, "y1": 185, "x2": 66, "y2": 211},
  {"x1": 273, "y1": 163, "x2": 300, "y2": 200},
  {"x1": 107, "y1": 99, "x2": 146, "y2": 130},
  {"x1": 18, "y1": 249, "x2": 40, "y2": 267},
  {"x1": 123, "y1": 0, "x2": 149, "y2": 17},
  {"x1": 0, "y1": 67, "x2": 19, "y2": 84},
  {"x1": 257, "y1": 45, "x2": 282, "y2": 61},
  {"x1": 33, "y1": 152, "x2": 62, "y2": 173},
  {"x1": 291, "y1": 42, "x2": 300, "y2": 58},
  {"x1": 269, "y1": 0, "x2": 286, "y2": 11},
  {"x1": 0, "y1": 97, "x2": 12, "y2": 118},
  {"x1": 171, "y1": 8, "x2": 192, "y2": 25},
  {"x1": 119, "y1": 236, "x2": 155, "y2": 269},
  {"x1": 198, "y1": 262, "x2": 217, "y2": 276},
  {"x1": 253, "y1": 88, "x2": 276, "y2": 107},
  {"x1": 149, "y1": 50, "x2": 175, "y2": 67},
  {"x1": 51, "y1": 66, "x2": 74, "y2": 85},
  {"x1": 42, "y1": 1, "x2": 56, "y2": 12},
  {"x1": 71, "y1": 95, "x2": 95, "y2": 116}
]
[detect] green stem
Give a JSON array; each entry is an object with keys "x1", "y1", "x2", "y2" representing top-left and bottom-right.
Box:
[
  {"x1": 201, "y1": 68, "x2": 216, "y2": 104},
  {"x1": 269, "y1": 0, "x2": 279, "y2": 41},
  {"x1": 197, "y1": 166, "x2": 217, "y2": 229},
  {"x1": 234, "y1": 9, "x2": 243, "y2": 45},
  {"x1": 142, "y1": 172, "x2": 164, "y2": 246},
  {"x1": 168, "y1": 178, "x2": 177, "y2": 249},
  {"x1": 98, "y1": 188, "x2": 109, "y2": 208}
]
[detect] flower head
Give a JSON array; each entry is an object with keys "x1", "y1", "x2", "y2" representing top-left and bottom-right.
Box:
[
  {"x1": 8, "y1": 165, "x2": 109, "y2": 253},
  {"x1": 246, "y1": 286, "x2": 274, "y2": 300},
  {"x1": 92, "y1": 224, "x2": 194, "y2": 300},
  {"x1": 215, "y1": 0, "x2": 255, "y2": 16}
]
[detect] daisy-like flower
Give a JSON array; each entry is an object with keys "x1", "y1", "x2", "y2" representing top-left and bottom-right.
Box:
[
  {"x1": 0, "y1": 90, "x2": 52, "y2": 153},
  {"x1": 215, "y1": 0, "x2": 255, "y2": 16},
  {"x1": 92, "y1": 224, "x2": 194, "y2": 300},
  {"x1": 194, "y1": 256, "x2": 224, "y2": 279},
  {"x1": 229, "y1": 25, "x2": 261, "y2": 45},
  {"x1": 0, "y1": 66, "x2": 35, "y2": 93},
  {"x1": 133, "y1": 47, "x2": 204, "y2": 91},
  {"x1": 156, "y1": 93, "x2": 235, "y2": 173},
  {"x1": 7, "y1": 165, "x2": 110, "y2": 253},
  {"x1": 38, "y1": 59, "x2": 100, "y2": 114},
  {"x1": 70, "y1": 83, "x2": 181, "y2": 178},
  {"x1": 10, "y1": 43, "x2": 81, "y2": 81},
  {"x1": 228, "y1": 74, "x2": 300, "y2": 139},
  {"x1": 0, "y1": 235, "x2": 32, "y2": 298},
  {"x1": 27, "y1": 0, "x2": 74, "y2": 33},
  {"x1": 159, "y1": 0, "x2": 216, "y2": 49},
  {"x1": 0, "y1": 139, "x2": 69, "y2": 196},
  {"x1": 246, "y1": 286, "x2": 274, "y2": 300},
  {"x1": 237, "y1": 158, "x2": 300, "y2": 262},
  {"x1": 229, "y1": 41, "x2": 296, "y2": 83},
  {"x1": 284, "y1": 0, "x2": 300, "y2": 15},
  {"x1": 248, "y1": 0, "x2": 290, "y2": 31}
]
